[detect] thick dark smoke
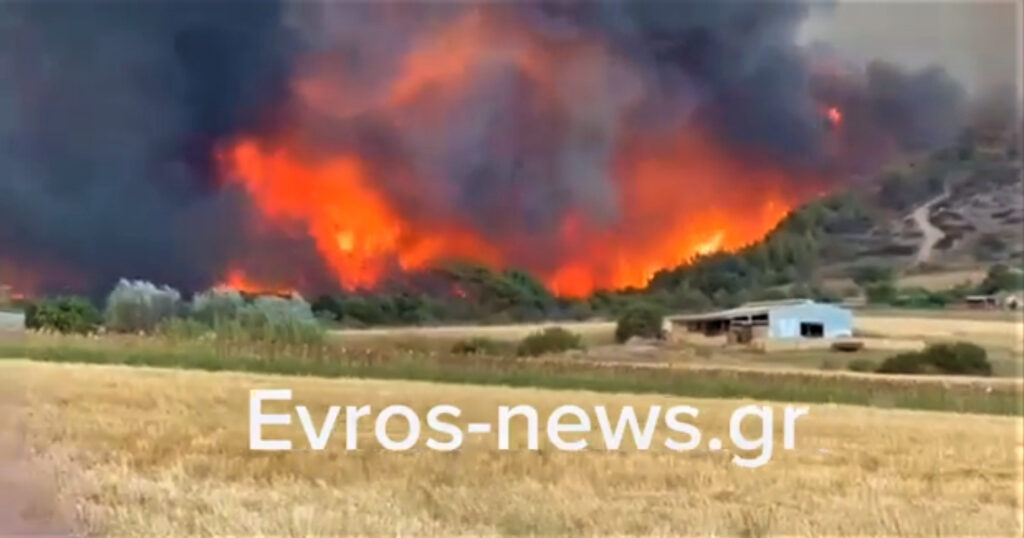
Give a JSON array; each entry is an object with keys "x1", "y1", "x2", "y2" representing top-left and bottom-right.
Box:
[
  {"x1": 0, "y1": 0, "x2": 972, "y2": 296},
  {"x1": 0, "y1": 0, "x2": 325, "y2": 295}
]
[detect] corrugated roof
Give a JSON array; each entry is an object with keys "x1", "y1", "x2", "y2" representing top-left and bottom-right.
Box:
[{"x1": 667, "y1": 299, "x2": 829, "y2": 322}]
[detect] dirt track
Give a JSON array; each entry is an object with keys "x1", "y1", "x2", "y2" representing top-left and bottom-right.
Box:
[{"x1": 911, "y1": 189, "x2": 949, "y2": 265}]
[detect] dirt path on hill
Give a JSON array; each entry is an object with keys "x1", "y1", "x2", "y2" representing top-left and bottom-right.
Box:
[{"x1": 911, "y1": 188, "x2": 950, "y2": 265}]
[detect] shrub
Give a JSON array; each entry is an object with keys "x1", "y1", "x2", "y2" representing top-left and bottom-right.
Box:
[
  {"x1": 221, "y1": 294, "x2": 324, "y2": 346},
  {"x1": 890, "y1": 287, "x2": 950, "y2": 309},
  {"x1": 191, "y1": 287, "x2": 246, "y2": 325},
  {"x1": 846, "y1": 358, "x2": 876, "y2": 373},
  {"x1": 922, "y1": 342, "x2": 991, "y2": 376},
  {"x1": 104, "y1": 279, "x2": 183, "y2": 333},
  {"x1": 248, "y1": 295, "x2": 318, "y2": 326},
  {"x1": 978, "y1": 263, "x2": 1024, "y2": 294},
  {"x1": 876, "y1": 342, "x2": 992, "y2": 376},
  {"x1": 451, "y1": 337, "x2": 508, "y2": 355},
  {"x1": 516, "y1": 327, "x2": 583, "y2": 357},
  {"x1": 614, "y1": 302, "x2": 666, "y2": 343},
  {"x1": 876, "y1": 352, "x2": 927, "y2": 374},
  {"x1": 24, "y1": 296, "x2": 101, "y2": 334}
]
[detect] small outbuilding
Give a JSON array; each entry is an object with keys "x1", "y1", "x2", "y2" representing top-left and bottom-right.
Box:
[{"x1": 669, "y1": 299, "x2": 854, "y2": 344}]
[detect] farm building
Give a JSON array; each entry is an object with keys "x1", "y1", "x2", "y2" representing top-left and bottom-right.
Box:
[{"x1": 668, "y1": 299, "x2": 854, "y2": 344}]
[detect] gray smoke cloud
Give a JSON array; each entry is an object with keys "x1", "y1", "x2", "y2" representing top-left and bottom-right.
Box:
[{"x1": 0, "y1": 0, "x2": 978, "y2": 296}]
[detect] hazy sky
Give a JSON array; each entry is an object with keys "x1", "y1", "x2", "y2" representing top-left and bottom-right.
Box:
[{"x1": 799, "y1": 0, "x2": 1020, "y2": 96}]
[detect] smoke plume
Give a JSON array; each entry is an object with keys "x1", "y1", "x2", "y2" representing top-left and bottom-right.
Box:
[{"x1": 0, "y1": 0, "x2": 974, "y2": 297}]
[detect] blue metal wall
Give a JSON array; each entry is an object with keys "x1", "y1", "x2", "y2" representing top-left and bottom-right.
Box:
[{"x1": 768, "y1": 303, "x2": 854, "y2": 339}]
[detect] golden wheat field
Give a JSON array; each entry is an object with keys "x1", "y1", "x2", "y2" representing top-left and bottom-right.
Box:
[
  {"x1": 5, "y1": 360, "x2": 1023, "y2": 537},
  {"x1": 855, "y1": 314, "x2": 1024, "y2": 354}
]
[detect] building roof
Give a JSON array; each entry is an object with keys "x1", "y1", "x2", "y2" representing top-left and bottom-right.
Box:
[{"x1": 668, "y1": 299, "x2": 840, "y2": 323}]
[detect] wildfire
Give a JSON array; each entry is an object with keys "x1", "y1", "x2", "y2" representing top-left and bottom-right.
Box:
[
  {"x1": 0, "y1": 257, "x2": 83, "y2": 300},
  {"x1": 216, "y1": 268, "x2": 297, "y2": 296},
  {"x1": 217, "y1": 11, "x2": 819, "y2": 297},
  {"x1": 694, "y1": 231, "x2": 725, "y2": 257},
  {"x1": 221, "y1": 131, "x2": 811, "y2": 297}
]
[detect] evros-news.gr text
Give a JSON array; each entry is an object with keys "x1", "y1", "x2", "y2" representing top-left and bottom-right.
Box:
[{"x1": 249, "y1": 390, "x2": 810, "y2": 468}]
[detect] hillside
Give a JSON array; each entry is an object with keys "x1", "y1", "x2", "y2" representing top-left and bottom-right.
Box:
[
  {"x1": 817, "y1": 158, "x2": 1022, "y2": 276},
  {"x1": 647, "y1": 138, "x2": 1022, "y2": 307}
]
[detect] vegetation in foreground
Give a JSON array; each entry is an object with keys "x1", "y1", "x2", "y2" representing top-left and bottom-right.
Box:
[
  {"x1": 875, "y1": 342, "x2": 993, "y2": 376},
  {"x1": 11, "y1": 277, "x2": 1020, "y2": 415},
  {"x1": 614, "y1": 302, "x2": 667, "y2": 343},
  {"x1": 516, "y1": 327, "x2": 584, "y2": 357},
  {"x1": 11, "y1": 361, "x2": 1022, "y2": 537},
  {"x1": 1, "y1": 330, "x2": 1019, "y2": 416}
]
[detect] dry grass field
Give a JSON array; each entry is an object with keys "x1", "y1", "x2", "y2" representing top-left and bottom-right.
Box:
[
  {"x1": 332, "y1": 320, "x2": 619, "y2": 346},
  {"x1": 895, "y1": 269, "x2": 989, "y2": 290},
  {"x1": 855, "y1": 314, "x2": 1024, "y2": 354},
  {"x1": 329, "y1": 310, "x2": 1024, "y2": 373},
  {"x1": 7, "y1": 360, "x2": 1023, "y2": 537},
  {"x1": 331, "y1": 310, "x2": 1022, "y2": 346}
]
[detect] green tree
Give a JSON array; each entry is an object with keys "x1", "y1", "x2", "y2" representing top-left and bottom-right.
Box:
[
  {"x1": 614, "y1": 302, "x2": 666, "y2": 343},
  {"x1": 24, "y1": 296, "x2": 101, "y2": 334},
  {"x1": 978, "y1": 264, "x2": 1024, "y2": 294}
]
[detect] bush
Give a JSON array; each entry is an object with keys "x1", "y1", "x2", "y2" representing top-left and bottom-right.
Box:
[
  {"x1": 978, "y1": 263, "x2": 1024, "y2": 294},
  {"x1": 247, "y1": 295, "x2": 318, "y2": 326},
  {"x1": 614, "y1": 302, "x2": 666, "y2": 343},
  {"x1": 451, "y1": 337, "x2": 508, "y2": 355},
  {"x1": 923, "y1": 342, "x2": 991, "y2": 376},
  {"x1": 876, "y1": 342, "x2": 992, "y2": 376},
  {"x1": 191, "y1": 288, "x2": 246, "y2": 325},
  {"x1": 24, "y1": 296, "x2": 101, "y2": 334},
  {"x1": 516, "y1": 327, "x2": 583, "y2": 357},
  {"x1": 889, "y1": 287, "x2": 950, "y2": 309},
  {"x1": 310, "y1": 294, "x2": 345, "y2": 322},
  {"x1": 846, "y1": 358, "x2": 876, "y2": 373},
  {"x1": 876, "y1": 352, "x2": 928, "y2": 374},
  {"x1": 104, "y1": 279, "x2": 183, "y2": 333},
  {"x1": 219, "y1": 294, "x2": 324, "y2": 346}
]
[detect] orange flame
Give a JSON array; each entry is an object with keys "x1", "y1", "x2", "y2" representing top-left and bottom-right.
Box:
[
  {"x1": 217, "y1": 12, "x2": 820, "y2": 297},
  {"x1": 216, "y1": 267, "x2": 297, "y2": 297},
  {"x1": 221, "y1": 131, "x2": 813, "y2": 297},
  {"x1": 0, "y1": 257, "x2": 85, "y2": 300}
]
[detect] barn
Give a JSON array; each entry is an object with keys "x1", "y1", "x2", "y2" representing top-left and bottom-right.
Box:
[{"x1": 669, "y1": 299, "x2": 854, "y2": 344}]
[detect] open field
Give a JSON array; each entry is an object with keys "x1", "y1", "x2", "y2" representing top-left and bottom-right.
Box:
[
  {"x1": 855, "y1": 313, "x2": 1023, "y2": 354},
  {"x1": 2, "y1": 329, "x2": 1020, "y2": 415},
  {"x1": 0, "y1": 377, "x2": 73, "y2": 537},
  {"x1": 856, "y1": 306, "x2": 1024, "y2": 322},
  {"x1": 325, "y1": 309, "x2": 1024, "y2": 374},
  {"x1": 331, "y1": 320, "x2": 619, "y2": 346},
  {"x1": 327, "y1": 308, "x2": 1022, "y2": 344},
  {"x1": 895, "y1": 269, "x2": 988, "y2": 290},
  {"x1": 7, "y1": 360, "x2": 1022, "y2": 536}
]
